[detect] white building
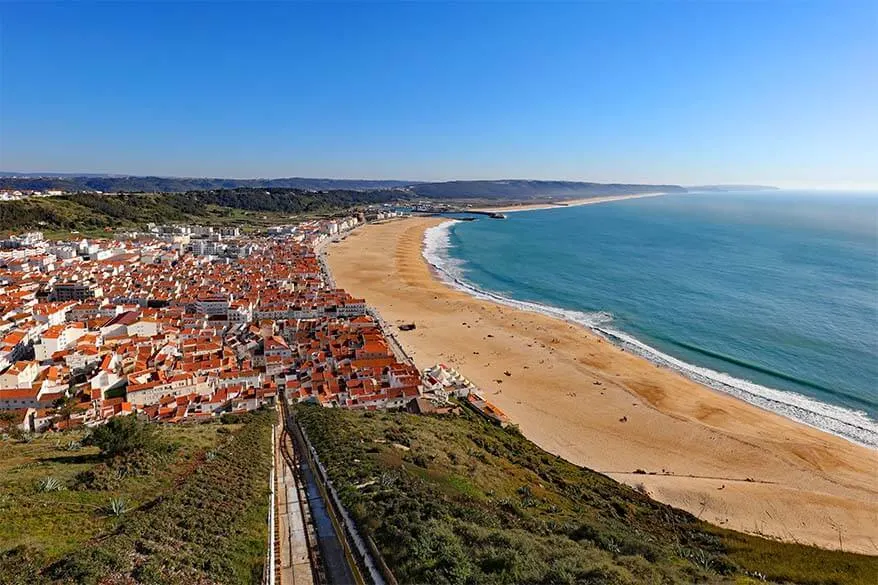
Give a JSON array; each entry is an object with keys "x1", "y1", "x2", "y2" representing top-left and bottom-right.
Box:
[{"x1": 195, "y1": 296, "x2": 230, "y2": 316}]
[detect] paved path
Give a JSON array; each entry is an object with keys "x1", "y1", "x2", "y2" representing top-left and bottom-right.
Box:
[{"x1": 276, "y1": 420, "x2": 317, "y2": 585}]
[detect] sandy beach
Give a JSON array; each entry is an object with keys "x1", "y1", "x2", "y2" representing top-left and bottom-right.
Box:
[
  {"x1": 326, "y1": 215, "x2": 878, "y2": 554},
  {"x1": 474, "y1": 192, "x2": 669, "y2": 213}
]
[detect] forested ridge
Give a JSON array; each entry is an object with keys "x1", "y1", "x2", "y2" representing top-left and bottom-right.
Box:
[
  {"x1": 1, "y1": 175, "x2": 687, "y2": 199},
  {"x1": 0, "y1": 188, "x2": 407, "y2": 232}
]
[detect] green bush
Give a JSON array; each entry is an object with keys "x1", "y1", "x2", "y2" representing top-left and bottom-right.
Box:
[{"x1": 85, "y1": 416, "x2": 158, "y2": 457}]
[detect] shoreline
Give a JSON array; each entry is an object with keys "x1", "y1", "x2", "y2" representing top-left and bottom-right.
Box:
[
  {"x1": 326, "y1": 216, "x2": 878, "y2": 553},
  {"x1": 473, "y1": 191, "x2": 669, "y2": 213},
  {"x1": 423, "y1": 218, "x2": 877, "y2": 449}
]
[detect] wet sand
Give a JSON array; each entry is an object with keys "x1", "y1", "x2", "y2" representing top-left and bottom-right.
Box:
[{"x1": 326, "y1": 217, "x2": 878, "y2": 554}]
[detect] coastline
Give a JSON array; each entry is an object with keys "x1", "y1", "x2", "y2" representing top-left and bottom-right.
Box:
[
  {"x1": 473, "y1": 191, "x2": 669, "y2": 213},
  {"x1": 422, "y1": 220, "x2": 877, "y2": 449},
  {"x1": 326, "y1": 216, "x2": 878, "y2": 554}
]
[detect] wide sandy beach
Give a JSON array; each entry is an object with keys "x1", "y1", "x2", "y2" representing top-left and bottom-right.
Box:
[
  {"x1": 475, "y1": 191, "x2": 669, "y2": 213},
  {"x1": 326, "y1": 216, "x2": 878, "y2": 554}
]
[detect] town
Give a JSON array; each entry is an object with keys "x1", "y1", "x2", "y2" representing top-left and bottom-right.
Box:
[{"x1": 0, "y1": 213, "x2": 509, "y2": 437}]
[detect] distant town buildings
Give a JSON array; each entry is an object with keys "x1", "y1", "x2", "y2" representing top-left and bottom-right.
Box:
[{"x1": 0, "y1": 189, "x2": 65, "y2": 201}]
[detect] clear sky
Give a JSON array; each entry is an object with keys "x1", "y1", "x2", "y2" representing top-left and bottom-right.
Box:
[{"x1": 1, "y1": 1, "x2": 876, "y2": 188}]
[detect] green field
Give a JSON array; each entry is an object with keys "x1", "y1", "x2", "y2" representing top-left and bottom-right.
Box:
[
  {"x1": 0, "y1": 411, "x2": 274, "y2": 585},
  {"x1": 295, "y1": 405, "x2": 877, "y2": 585}
]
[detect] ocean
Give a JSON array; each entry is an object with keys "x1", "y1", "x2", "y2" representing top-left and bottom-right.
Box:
[{"x1": 423, "y1": 191, "x2": 878, "y2": 448}]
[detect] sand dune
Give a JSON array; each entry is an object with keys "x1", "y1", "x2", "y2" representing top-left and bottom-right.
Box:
[{"x1": 325, "y1": 216, "x2": 878, "y2": 554}]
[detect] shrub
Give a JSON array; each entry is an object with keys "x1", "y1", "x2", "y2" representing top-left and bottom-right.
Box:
[
  {"x1": 85, "y1": 415, "x2": 158, "y2": 457},
  {"x1": 50, "y1": 410, "x2": 273, "y2": 584},
  {"x1": 0, "y1": 546, "x2": 43, "y2": 584}
]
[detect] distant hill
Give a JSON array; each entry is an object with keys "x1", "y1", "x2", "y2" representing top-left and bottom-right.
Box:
[
  {"x1": 0, "y1": 174, "x2": 687, "y2": 199},
  {"x1": 0, "y1": 175, "x2": 415, "y2": 193},
  {"x1": 688, "y1": 184, "x2": 779, "y2": 192},
  {"x1": 0, "y1": 188, "x2": 410, "y2": 233},
  {"x1": 408, "y1": 179, "x2": 686, "y2": 199}
]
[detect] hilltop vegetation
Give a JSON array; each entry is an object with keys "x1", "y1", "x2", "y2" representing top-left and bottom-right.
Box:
[
  {"x1": 0, "y1": 174, "x2": 687, "y2": 200},
  {"x1": 0, "y1": 410, "x2": 274, "y2": 585},
  {"x1": 0, "y1": 178, "x2": 694, "y2": 234},
  {"x1": 295, "y1": 405, "x2": 877, "y2": 585},
  {"x1": 0, "y1": 188, "x2": 407, "y2": 233},
  {"x1": 0, "y1": 175, "x2": 414, "y2": 193}
]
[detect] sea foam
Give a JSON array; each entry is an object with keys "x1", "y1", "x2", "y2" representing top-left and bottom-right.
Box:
[{"x1": 423, "y1": 220, "x2": 878, "y2": 449}]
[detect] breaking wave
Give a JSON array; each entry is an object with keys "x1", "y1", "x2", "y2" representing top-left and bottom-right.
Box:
[{"x1": 422, "y1": 220, "x2": 878, "y2": 448}]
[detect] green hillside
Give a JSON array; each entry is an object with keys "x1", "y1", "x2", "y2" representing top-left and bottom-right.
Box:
[
  {"x1": 0, "y1": 411, "x2": 274, "y2": 585},
  {"x1": 295, "y1": 404, "x2": 877, "y2": 585},
  {"x1": 0, "y1": 189, "x2": 408, "y2": 234}
]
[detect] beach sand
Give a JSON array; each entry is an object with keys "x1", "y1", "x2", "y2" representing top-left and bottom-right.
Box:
[
  {"x1": 475, "y1": 192, "x2": 669, "y2": 213},
  {"x1": 326, "y1": 217, "x2": 878, "y2": 554}
]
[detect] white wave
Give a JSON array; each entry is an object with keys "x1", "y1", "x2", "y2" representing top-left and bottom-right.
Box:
[
  {"x1": 422, "y1": 220, "x2": 467, "y2": 281},
  {"x1": 423, "y1": 221, "x2": 613, "y2": 328},
  {"x1": 597, "y1": 327, "x2": 878, "y2": 448},
  {"x1": 422, "y1": 220, "x2": 878, "y2": 449}
]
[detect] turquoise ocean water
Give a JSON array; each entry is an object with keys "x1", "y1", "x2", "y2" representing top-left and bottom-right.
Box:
[{"x1": 422, "y1": 192, "x2": 878, "y2": 447}]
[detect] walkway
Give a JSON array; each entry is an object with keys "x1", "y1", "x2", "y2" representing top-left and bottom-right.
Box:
[{"x1": 276, "y1": 413, "x2": 319, "y2": 585}]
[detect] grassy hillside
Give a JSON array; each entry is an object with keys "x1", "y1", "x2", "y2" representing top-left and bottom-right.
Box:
[
  {"x1": 295, "y1": 405, "x2": 877, "y2": 585},
  {"x1": 0, "y1": 410, "x2": 274, "y2": 585},
  {"x1": 0, "y1": 188, "x2": 408, "y2": 234}
]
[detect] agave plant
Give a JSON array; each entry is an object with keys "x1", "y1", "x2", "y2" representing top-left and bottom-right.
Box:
[
  {"x1": 106, "y1": 497, "x2": 129, "y2": 516},
  {"x1": 65, "y1": 440, "x2": 83, "y2": 451},
  {"x1": 690, "y1": 548, "x2": 716, "y2": 571},
  {"x1": 38, "y1": 477, "x2": 64, "y2": 492},
  {"x1": 379, "y1": 471, "x2": 397, "y2": 488},
  {"x1": 205, "y1": 450, "x2": 218, "y2": 461}
]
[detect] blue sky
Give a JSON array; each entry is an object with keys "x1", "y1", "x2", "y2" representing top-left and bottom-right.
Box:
[{"x1": 1, "y1": 1, "x2": 876, "y2": 188}]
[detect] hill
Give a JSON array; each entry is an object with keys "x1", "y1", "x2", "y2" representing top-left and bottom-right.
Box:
[
  {"x1": 688, "y1": 185, "x2": 779, "y2": 192},
  {"x1": 0, "y1": 411, "x2": 273, "y2": 584},
  {"x1": 0, "y1": 175, "x2": 415, "y2": 192},
  {"x1": 294, "y1": 404, "x2": 877, "y2": 585},
  {"x1": 0, "y1": 175, "x2": 687, "y2": 200},
  {"x1": 408, "y1": 179, "x2": 686, "y2": 199},
  {"x1": 0, "y1": 188, "x2": 409, "y2": 234}
]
